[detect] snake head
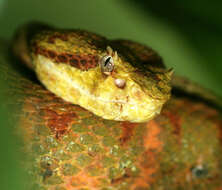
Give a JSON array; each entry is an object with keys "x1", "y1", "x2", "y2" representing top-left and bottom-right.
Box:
[
  {"x1": 29, "y1": 29, "x2": 172, "y2": 122},
  {"x1": 92, "y1": 46, "x2": 172, "y2": 122}
]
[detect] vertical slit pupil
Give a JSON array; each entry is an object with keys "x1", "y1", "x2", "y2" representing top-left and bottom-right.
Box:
[{"x1": 104, "y1": 57, "x2": 111, "y2": 66}]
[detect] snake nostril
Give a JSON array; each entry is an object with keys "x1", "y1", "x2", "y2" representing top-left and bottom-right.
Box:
[{"x1": 115, "y1": 78, "x2": 126, "y2": 89}]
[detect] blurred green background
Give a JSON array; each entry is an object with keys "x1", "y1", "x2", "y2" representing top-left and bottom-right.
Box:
[{"x1": 0, "y1": 0, "x2": 222, "y2": 189}]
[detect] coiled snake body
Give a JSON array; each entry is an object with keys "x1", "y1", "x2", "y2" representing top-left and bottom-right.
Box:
[{"x1": 1, "y1": 23, "x2": 221, "y2": 190}]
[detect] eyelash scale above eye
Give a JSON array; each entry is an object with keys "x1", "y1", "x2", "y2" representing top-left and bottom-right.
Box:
[{"x1": 104, "y1": 56, "x2": 111, "y2": 66}]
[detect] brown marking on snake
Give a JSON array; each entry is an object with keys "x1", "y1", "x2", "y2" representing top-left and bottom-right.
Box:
[
  {"x1": 70, "y1": 58, "x2": 79, "y2": 67},
  {"x1": 119, "y1": 122, "x2": 136, "y2": 146},
  {"x1": 45, "y1": 108, "x2": 77, "y2": 138},
  {"x1": 33, "y1": 46, "x2": 99, "y2": 70},
  {"x1": 57, "y1": 54, "x2": 68, "y2": 62},
  {"x1": 47, "y1": 50, "x2": 56, "y2": 58},
  {"x1": 164, "y1": 111, "x2": 182, "y2": 142},
  {"x1": 47, "y1": 33, "x2": 68, "y2": 43}
]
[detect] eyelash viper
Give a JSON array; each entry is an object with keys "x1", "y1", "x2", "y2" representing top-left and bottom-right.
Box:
[{"x1": 0, "y1": 22, "x2": 221, "y2": 190}]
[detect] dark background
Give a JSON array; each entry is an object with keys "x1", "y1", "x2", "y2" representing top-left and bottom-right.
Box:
[{"x1": 0, "y1": 0, "x2": 221, "y2": 189}]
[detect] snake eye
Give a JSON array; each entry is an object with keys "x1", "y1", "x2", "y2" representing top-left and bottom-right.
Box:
[{"x1": 100, "y1": 55, "x2": 114, "y2": 75}]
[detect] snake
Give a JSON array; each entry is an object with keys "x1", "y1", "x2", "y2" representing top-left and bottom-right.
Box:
[
  {"x1": 1, "y1": 22, "x2": 222, "y2": 190},
  {"x1": 12, "y1": 22, "x2": 172, "y2": 123}
]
